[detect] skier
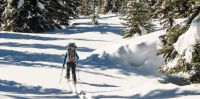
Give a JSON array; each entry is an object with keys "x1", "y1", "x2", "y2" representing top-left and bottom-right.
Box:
[{"x1": 63, "y1": 42, "x2": 79, "y2": 85}]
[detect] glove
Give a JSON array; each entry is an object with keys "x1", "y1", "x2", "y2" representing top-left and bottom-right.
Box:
[{"x1": 62, "y1": 64, "x2": 65, "y2": 68}]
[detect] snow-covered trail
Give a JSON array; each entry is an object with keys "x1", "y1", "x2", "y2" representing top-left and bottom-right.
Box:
[
  {"x1": 0, "y1": 14, "x2": 134, "y2": 98},
  {"x1": 0, "y1": 14, "x2": 200, "y2": 99},
  {"x1": 0, "y1": 14, "x2": 151, "y2": 98}
]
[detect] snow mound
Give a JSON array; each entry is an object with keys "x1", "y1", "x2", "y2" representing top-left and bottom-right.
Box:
[{"x1": 84, "y1": 30, "x2": 165, "y2": 73}]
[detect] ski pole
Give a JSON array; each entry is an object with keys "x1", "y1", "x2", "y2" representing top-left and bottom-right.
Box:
[
  {"x1": 77, "y1": 59, "x2": 81, "y2": 81},
  {"x1": 59, "y1": 66, "x2": 64, "y2": 84}
]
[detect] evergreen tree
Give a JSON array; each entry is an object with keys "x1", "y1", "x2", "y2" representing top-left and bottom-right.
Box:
[
  {"x1": 0, "y1": 0, "x2": 79, "y2": 33},
  {"x1": 149, "y1": 0, "x2": 157, "y2": 6},
  {"x1": 123, "y1": 0, "x2": 154, "y2": 38},
  {"x1": 0, "y1": 0, "x2": 5, "y2": 13},
  {"x1": 153, "y1": 0, "x2": 174, "y2": 29},
  {"x1": 97, "y1": 0, "x2": 104, "y2": 14},
  {"x1": 154, "y1": 0, "x2": 200, "y2": 29},
  {"x1": 102, "y1": 0, "x2": 112, "y2": 14},
  {"x1": 101, "y1": 0, "x2": 126, "y2": 14},
  {"x1": 64, "y1": 0, "x2": 79, "y2": 18},
  {"x1": 78, "y1": 0, "x2": 93, "y2": 15},
  {"x1": 78, "y1": 0, "x2": 126, "y2": 15},
  {"x1": 78, "y1": 0, "x2": 99, "y2": 24},
  {"x1": 0, "y1": 0, "x2": 5, "y2": 24},
  {"x1": 44, "y1": 0, "x2": 79, "y2": 26},
  {"x1": 0, "y1": 0, "x2": 52, "y2": 32},
  {"x1": 157, "y1": 0, "x2": 200, "y2": 83},
  {"x1": 119, "y1": 0, "x2": 128, "y2": 14},
  {"x1": 91, "y1": 0, "x2": 99, "y2": 25},
  {"x1": 111, "y1": 0, "x2": 128, "y2": 14}
]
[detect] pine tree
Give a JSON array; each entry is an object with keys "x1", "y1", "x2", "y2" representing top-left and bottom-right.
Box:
[
  {"x1": 119, "y1": 0, "x2": 128, "y2": 14},
  {"x1": 64, "y1": 0, "x2": 79, "y2": 18},
  {"x1": 0, "y1": 0, "x2": 80, "y2": 33},
  {"x1": 123, "y1": 0, "x2": 154, "y2": 37},
  {"x1": 0, "y1": 0, "x2": 5, "y2": 13},
  {"x1": 114, "y1": 0, "x2": 127, "y2": 13},
  {"x1": 78, "y1": 0, "x2": 126, "y2": 15},
  {"x1": 78, "y1": 0, "x2": 99, "y2": 24},
  {"x1": 44, "y1": 0, "x2": 79, "y2": 26},
  {"x1": 91, "y1": 0, "x2": 99, "y2": 25},
  {"x1": 0, "y1": 0, "x2": 53, "y2": 32},
  {"x1": 102, "y1": 0, "x2": 112, "y2": 14},
  {"x1": 78, "y1": 0, "x2": 93, "y2": 15},
  {"x1": 97, "y1": 0, "x2": 104, "y2": 14},
  {"x1": 153, "y1": 0, "x2": 174, "y2": 29},
  {"x1": 157, "y1": 0, "x2": 200, "y2": 83},
  {"x1": 0, "y1": 0, "x2": 5, "y2": 24},
  {"x1": 154, "y1": 0, "x2": 200, "y2": 29},
  {"x1": 101, "y1": 0, "x2": 125, "y2": 14}
]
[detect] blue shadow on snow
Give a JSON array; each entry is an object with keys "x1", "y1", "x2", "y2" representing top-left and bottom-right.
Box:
[
  {"x1": 0, "y1": 49, "x2": 63, "y2": 68},
  {"x1": 0, "y1": 79, "x2": 65, "y2": 94},
  {"x1": 0, "y1": 32, "x2": 65, "y2": 40},
  {"x1": 49, "y1": 23, "x2": 124, "y2": 35},
  {"x1": 94, "y1": 88, "x2": 200, "y2": 99},
  {"x1": 0, "y1": 42, "x2": 95, "y2": 52},
  {"x1": 0, "y1": 79, "x2": 78, "y2": 98}
]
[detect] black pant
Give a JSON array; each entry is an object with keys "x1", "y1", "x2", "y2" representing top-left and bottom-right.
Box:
[{"x1": 66, "y1": 62, "x2": 76, "y2": 83}]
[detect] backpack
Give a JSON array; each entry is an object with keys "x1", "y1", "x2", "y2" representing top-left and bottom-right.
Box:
[{"x1": 67, "y1": 43, "x2": 76, "y2": 62}]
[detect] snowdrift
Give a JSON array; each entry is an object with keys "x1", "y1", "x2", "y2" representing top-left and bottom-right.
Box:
[{"x1": 84, "y1": 30, "x2": 165, "y2": 74}]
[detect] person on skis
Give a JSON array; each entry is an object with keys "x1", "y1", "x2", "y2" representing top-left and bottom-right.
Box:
[{"x1": 63, "y1": 42, "x2": 79, "y2": 85}]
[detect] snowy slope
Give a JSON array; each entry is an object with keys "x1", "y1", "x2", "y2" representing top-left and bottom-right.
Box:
[{"x1": 0, "y1": 14, "x2": 200, "y2": 99}]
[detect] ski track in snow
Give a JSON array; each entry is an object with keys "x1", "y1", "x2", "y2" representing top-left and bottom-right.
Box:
[{"x1": 0, "y1": 14, "x2": 200, "y2": 99}]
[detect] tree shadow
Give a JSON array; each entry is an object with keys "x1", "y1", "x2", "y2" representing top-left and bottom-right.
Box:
[
  {"x1": 5, "y1": 95, "x2": 79, "y2": 99},
  {"x1": 67, "y1": 38, "x2": 112, "y2": 42},
  {"x1": 0, "y1": 42, "x2": 66, "y2": 50},
  {"x1": 0, "y1": 79, "x2": 66, "y2": 94},
  {"x1": 0, "y1": 31, "x2": 110, "y2": 42},
  {"x1": 0, "y1": 32, "x2": 65, "y2": 40},
  {"x1": 0, "y1": 42, "x2": 95, "y2": 52},
  {"x1": 77, "y1": 47, "x2": 95, "y2": 52},
  {"x1": 49, "y1": 22, "x2": 124, "y2": 35},
  {"x1": 94, "y1": 88, "x2": 200, "y2": 99},
  {"x1": 4, "y1": 95, "x2": 28, "y2": 99},
  {"x1": 0, "y1": 79, "x2": 79, "y2": 98},
  {"x1": 79, "y1": 81, "x2": 119, "y2": 88},
  {"x1": 99, "y1": 15, "x2": 117, "y2": 19},
  {"x1": 79, "y1": 69, "x2": 124, "y2": 79},
  {"x1": 0, "y1": 42, "x2": 96, "y2": 68},
  {"x1": 159, "y1": 75, "x2": 190, "y2": 86},
  {"x1": 0, "y1": 49, "x2": 63, "y2": 68}
]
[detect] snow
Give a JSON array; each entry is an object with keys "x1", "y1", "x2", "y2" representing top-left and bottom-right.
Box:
[
  {"x1": 7, "y1": 0, "x2": 13, "y2": 5},
  {"x1": 183, "y1": 46, "x2": 193, "y2": 63},
  {"x1": 162, "y1": 57, "x2": 179, "y2": 71},
  {"x1": 58, "y1": 0, "x2": 64, "y2": 7},
  {"x1": 85, "y1": 29, "x2": 165, "y2": 76},
  {"x1": 17, "y1": 0, "x2": 24, "y2": 9},
  {"x1": 174, "y1": 14, "x2": 200, "y2": 60},
  {"x1": 139, "y1": 25, "x2": 148, "y2": 35},
  {"x1": 0, "y1": 14, "x2": 200, "y2": 99},
  {"x1": 164, "y1": 14, "x2": 200, "y2": 78},
  {"x1": 37, "y1": 1, "x2": 45, "y2": 10}
]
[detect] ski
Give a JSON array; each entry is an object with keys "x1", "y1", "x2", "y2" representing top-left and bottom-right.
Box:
[{"x1": 66, "y1": 80, "x2": 87, "y2": 99}]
